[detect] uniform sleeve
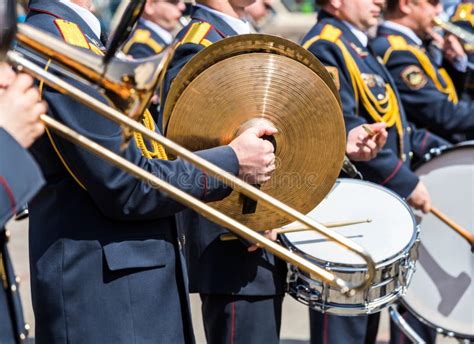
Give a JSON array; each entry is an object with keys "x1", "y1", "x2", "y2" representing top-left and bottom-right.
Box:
[
  {"x1": 40, "y1": 78, "x2": 238, "y2": 221},
  {"x1": 387, "y1": 50, "x2": 474, "y2": 140},
  {"x1": 0, "y1": 129, "x2": 44, "y2": 227},
  {"x1": 407, "y1": 123, "x2": 450, "y2": 160},
  {"x1": 126, "y1": 42, "x2": 158, "y2": 59},
  {"x1": 307, "y1": 40, "x2": 419, "y2": 198},
  {"x1": 27, "y1": 16, "x2": 239, "y2": 221}
]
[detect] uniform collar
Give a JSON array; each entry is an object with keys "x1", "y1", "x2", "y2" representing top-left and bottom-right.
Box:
[
  {"x1": 342, "y1": 20, "x2": 368, "y2": 47},
  {"x1": 140, "y1": 18, "x2": 173, "y2": 45},
  {"x1": 382, "y1": 21, "x2": 423, "y2": 46},
  {"x1": 317, "y1": 11, "x2": 368, "y2": 49},
  {"x1": 195, "y1": 4, "x2": 252, "y2": 35},
  {"x1": 57, "y1": 0, "x2": 101, "y2": 39}
]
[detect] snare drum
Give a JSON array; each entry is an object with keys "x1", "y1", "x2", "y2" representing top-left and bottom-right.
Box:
[
  {"x1": 280, "y1": 179, "x2": 419, "y2": 315},
  {"x1": 401, "y1": 142, "x2": 474, "y2": 339}
]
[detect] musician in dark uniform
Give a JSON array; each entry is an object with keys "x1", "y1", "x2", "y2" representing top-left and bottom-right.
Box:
[
  {"x1": 373, "y1": 5, "x2": 469, "y2": 343},
  {"x1": 301, "y1": 0, "x2": 449, "y2": 343},
  {"x1": 0, "y1": 64, "x2": 46, "y2": 343},
  {"x1": 447, "y1": 0, "x2": 474, "y2": 100},
  {"x1": 24, "y1": 0, "x2": 276, "y2": 343},
  {"x1": 160, "y1": 1, "x2": 389, "y2": 343},
  {"x1": 123, "y1": 0, "x2": 185, "y2": 58},
  {"x1": 372, "y1": 0, "x2": 474, "y2": 143},
  {"x1": 122, "y1": 0, "x2": 186, "y2": 121}
]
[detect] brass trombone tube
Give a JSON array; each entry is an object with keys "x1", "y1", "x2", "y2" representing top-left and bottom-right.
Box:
[
  {"x1": 433, "y1": 17, "x2": 474, "y2": 45},
  {"x1": 8, "y1": 49, "x2": 376, "y2": 293},
  {"x1": 40, "y1": 114, "x2": 338, "y2": 288}
]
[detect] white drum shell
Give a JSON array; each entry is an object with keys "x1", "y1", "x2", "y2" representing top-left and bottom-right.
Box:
[
  {"x1": 281, "y1": 179, "x2": 419, "y2": 315},
  {"x1": 402, "y1": 143, "x2": 474, "y2": 339}
]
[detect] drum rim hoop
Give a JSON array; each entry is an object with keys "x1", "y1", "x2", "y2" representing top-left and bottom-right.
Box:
[
  {"x1": 400, "y1": 299, "x2": 474, "y2": 339},
  {"x1": 407, "y1": 141, "x2": 474, "y2": 339},
  {"x1": 280, "y1": 178, "x2": 419, "y2": 268},
  {"x1": 413, "y1": 141, "x2": 474, "y2": 170}
]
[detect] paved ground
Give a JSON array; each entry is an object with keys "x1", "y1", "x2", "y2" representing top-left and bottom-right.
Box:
[{"x1": 6, "y1": 218, "x2": 457, "y2": 343}]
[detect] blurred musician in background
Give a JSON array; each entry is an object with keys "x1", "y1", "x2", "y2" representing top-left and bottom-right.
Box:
[
  {"x1": 445, "y1": 0, "x2": 474, "y2": 100},
  {"x1": 372, "y1": 0, "x2": 474, "y2": 143},
  {"x1": 123, "y1": 0, "x2": 186, "y2": 120},
  {"x1": 301, "y1": 0, "x2": 449, "y2": 342},
  {"x1": 123, "y1": 0, "x2": 186, "y2": 59}
]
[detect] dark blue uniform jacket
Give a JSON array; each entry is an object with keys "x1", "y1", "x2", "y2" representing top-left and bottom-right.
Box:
[
  {"x1": 301, "y1": 12, "x2": 447, "y2": 198},
  {"x1": 372, "y1": 25, "x2": 474, "y2": 142},
  {"x1": 123, "y1": 18, "x2": 169, "y2": 59},
  {"x1": 25, "y1": 0, "x2": 238, "y2": 343},
  {"x1": 160, "y1": 6, "x2": 287, "y2": 296},
  {"x1": 0, "y1": 128, "x2": 44, "y2": 228}
]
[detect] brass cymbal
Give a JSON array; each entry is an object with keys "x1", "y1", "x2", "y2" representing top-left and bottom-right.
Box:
[{"x1": 163, "y1": 34, "x2": 346, "y2": 230}]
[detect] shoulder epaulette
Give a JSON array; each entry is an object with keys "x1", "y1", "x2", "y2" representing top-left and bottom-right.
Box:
[
  {"x1": 303, "y1": 24, "x2": 342, "y2": 49},
  {"x1": 387, "y1": 35, "x2": 408, "y2": 50},
  {"x1": 54, "y1": 19, "x2": 90, "y2": 49},
  {"x1": 180, "y1": 22, "x2": 213, "y2": 47},
  {"x1": 123, "y1": 29, "x2": 163, "y2": 54},
  {"x1": 452, "y1": 3, "x2": 474, "y2": 25},
  {"x1": 319, "y1": 25, "x2": 343, "y2": 43}
]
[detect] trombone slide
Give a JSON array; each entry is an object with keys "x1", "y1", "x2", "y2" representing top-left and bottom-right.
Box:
[{"x1": 9, "y1": 25, "x2": 378, "y2": 295}]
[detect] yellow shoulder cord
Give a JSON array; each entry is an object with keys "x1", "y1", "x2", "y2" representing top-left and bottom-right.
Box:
[
  {"x1": 122, "y1": 29, "x2": 164, "y2": 55},
  {"x1": 313, "y1": 26, "x2": 404, "y2": 157},
  {"x1": 384, "y1": 35, "x2": 459, "y2": 104},
  {"x1": 75, "y1": 45, "x2": 168, "y2": 160},
  {"x1": 133, "y1": 110, "x2": 168, "y2": 160},
  {"x1": 40, "y1": 60, "x2": 87, "y2": 190},
  {"x1": 438, "y1": 68, "x2": 459, "y2": 104}
]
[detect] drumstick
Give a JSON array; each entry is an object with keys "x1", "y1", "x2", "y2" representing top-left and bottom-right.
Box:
[
  {"x1": 362, "y1": 125, "x2": 376, "y2": 137},
  {"x1": 430, "y1": 207, "x2": 474, "y2": 249},
  {"x1": 220, "y1": 219, "x2": 372, "y2": 241}
]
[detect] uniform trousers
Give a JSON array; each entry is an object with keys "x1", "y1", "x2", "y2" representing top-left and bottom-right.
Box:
[
  {"x1": 0, "y1": 279, "x2": 16, "y2": 344},
  {"x1": 310, "y1": 310, "x2": 380, "y2": 344},
  {"x1": 200, "y1": 294, "x2": 284, "y2": 344}
]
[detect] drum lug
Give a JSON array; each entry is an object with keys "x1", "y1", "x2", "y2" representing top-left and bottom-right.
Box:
[{"x1": 296, "y1": 284, "x2": 321, "y2": 302}]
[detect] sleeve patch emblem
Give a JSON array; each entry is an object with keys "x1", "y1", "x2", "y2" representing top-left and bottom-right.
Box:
[{"x1": 401, "y1": 65, "x2": 427, "y2": 90}]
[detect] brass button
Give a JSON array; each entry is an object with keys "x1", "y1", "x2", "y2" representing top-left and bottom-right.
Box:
[
  {"x1": 377, "y1": 94, "x2": 384, "y2": 100},
  {"x1": 15, "y1": 276, "x2": 21, "y2": 284},
  {"x1": 11, "y1": 284, "x2": 17, "y2": 292},
  {"x1": 402, "y1": 153, "x2": 407, "y2": 161},
  {"x1": 409, "y1": 152, "x2": 414, "y2": 159},
  {"x1": 406, "y1": 126, "x2": 412, "y2": 134}
]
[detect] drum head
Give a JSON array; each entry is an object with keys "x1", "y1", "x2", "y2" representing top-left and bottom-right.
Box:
[
  {"x1": 283, "y1": 179, "x2": 416, "y2": 266},
  {"x1": 403, "y1": 143, "x2": 474, "y2": 339}
]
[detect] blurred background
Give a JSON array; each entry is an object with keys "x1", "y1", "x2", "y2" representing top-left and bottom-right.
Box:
[{"x1": 14, "y1": 0, "x2": 460, "y2": 43}]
